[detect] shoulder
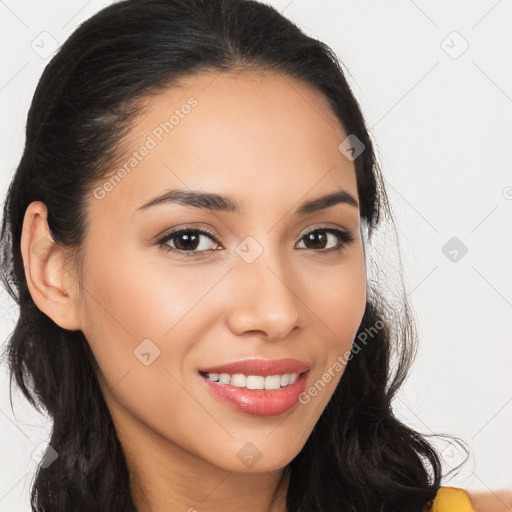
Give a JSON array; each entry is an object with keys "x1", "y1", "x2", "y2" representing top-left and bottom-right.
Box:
[
  {"x1": 428, "y1": 486, "x2": 476, "y2": 512},
  {"x1": 428, "y1": 486, "x2": 512, "y2": 512}
]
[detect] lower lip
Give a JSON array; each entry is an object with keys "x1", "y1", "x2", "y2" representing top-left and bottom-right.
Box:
[{"x1": 200, "y1": 372, "x2": 309, "y2": 417}]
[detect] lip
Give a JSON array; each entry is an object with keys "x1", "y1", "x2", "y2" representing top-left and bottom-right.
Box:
[
  {"x1": 198, "y1": 358, "x2": 311, "y2": 417},
  {"x1": 198, "y1": 358, "x2": 310, "y2": 377}
]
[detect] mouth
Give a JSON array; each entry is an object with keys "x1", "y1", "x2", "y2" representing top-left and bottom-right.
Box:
[
  {"x1": 198, "y1": 370, "x2": 305, "y2": 390},
  {"x1": 197, "y1": 358, "x2": 311, "y2": 417}
]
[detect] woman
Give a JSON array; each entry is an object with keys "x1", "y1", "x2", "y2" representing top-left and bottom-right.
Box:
[{"x1": 0, "y1": 0, "x2": 476, "y2": 510}]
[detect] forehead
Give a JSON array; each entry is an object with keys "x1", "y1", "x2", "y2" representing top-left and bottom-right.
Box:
[{"x1": 88, "y1": 69, "x2": 358, "y2": 221}]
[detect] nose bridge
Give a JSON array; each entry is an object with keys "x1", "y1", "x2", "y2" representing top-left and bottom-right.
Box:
[{"x1": 225, "y1": 236, "x2": 300, "y2": 340}]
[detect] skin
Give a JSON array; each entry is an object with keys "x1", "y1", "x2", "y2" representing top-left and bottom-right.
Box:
[{"x1": 20, "y1": 69, "x2": 367, "y2": 511}]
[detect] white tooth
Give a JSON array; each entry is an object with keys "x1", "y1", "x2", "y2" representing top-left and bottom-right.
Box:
[
  {"x1": 230, "y1": 374, "x2": 247, "y2": 387},
  {"x1": 264, "y1": 375, "x2": 281, "y2": 390},
  {"x1": 288, "y1": 373, "x2": 298, "y2": 384},
  {"x1": 280, "y1": 373, "x2": 290, "y2": 387},
  {"x1": 246, "y1": 375, "x2": 265, "y2": 389},
  {"x1": 218, "y1": 373, "x2": 231, "y2": 384},
  {"x1": 208, "y1": 373, "x2": 219, "y2": 382}
]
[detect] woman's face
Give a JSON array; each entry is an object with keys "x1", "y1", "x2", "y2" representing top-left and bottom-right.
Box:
[{"x1": 76, "y1": 69, "x2": 367, "y2": 474}]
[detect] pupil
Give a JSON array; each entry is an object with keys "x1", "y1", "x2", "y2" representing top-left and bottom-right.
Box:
[
  {"x1": 176, "y1": 232, "x2": 199, "y2": 250},
  {"x1": 306, "y1": 231, "x2": 326, "y2": 249}
]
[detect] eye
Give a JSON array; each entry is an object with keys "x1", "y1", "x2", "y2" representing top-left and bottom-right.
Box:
[
  {"x1": 155, "y1": 225, "x2": 356, "y2": 258},
  {"x1": 296, "y1": 227, "x2": 355, "y2": 253},
  {"x1": 156, "y1": 227, "x2": 221, "y2": 257}
]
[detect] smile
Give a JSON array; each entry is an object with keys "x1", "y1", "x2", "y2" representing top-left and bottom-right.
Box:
[
  {"x1": 197, "y1": 358, "x2": 311, "y2": 417},
  {"x1": 200, "y1": 371, "x2": 300, "y2": 390}
]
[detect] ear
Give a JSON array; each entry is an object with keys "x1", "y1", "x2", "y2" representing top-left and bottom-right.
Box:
[{"x1": 20, "y1": 201, "x2": 82, "y2": 331}]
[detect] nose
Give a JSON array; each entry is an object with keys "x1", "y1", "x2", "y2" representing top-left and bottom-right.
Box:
[{"x1": 224, "y1": 248, "x2": 301, "y2": 342}]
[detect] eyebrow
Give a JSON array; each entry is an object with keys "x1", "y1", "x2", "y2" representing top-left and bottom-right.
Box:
[{"x1": 135, "y1": 188, "x2": 359, "y2": 215}]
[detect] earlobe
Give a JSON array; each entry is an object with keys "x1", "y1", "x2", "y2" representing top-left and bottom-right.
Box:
[{"x1": 20, "y1": 201, "x2": 82, "y2": 331}]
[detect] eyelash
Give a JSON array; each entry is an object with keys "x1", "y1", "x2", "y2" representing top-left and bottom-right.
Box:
[{"x1": 155, "y1": 225, "x2": 355, "y2": 258}]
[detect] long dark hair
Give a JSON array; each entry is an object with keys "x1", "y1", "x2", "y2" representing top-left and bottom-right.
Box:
[{"x1": 0, "y1": 0, "x2": 468, "y2": 510}]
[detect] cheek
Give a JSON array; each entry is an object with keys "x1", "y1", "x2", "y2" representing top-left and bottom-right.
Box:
[
  {"x1": 78, "y1": 243, "x2": 228, "y2": 381},
  {"x1": 302, "y1": 254, "x2": 367, "y2": 348},
  {"x1": 297, "y1": 254, "x2": 366, "y2": 402},
  {"x1": 78, "y1": 248, "x2": 227, "y2": 441}
]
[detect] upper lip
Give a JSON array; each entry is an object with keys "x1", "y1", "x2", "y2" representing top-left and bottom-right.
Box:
[{"x1": 198, "y1": 358, "x2": 310, "y2": 377}]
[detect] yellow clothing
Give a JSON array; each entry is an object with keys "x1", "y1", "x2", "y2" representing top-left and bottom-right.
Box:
[{"x1": 429, "y1": 486, "x2": 476, "y2": 512}]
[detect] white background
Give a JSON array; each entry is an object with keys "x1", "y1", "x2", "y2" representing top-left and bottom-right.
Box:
[{"x1": 0, "y1": 0, "x2": 511, "y2": 510}]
